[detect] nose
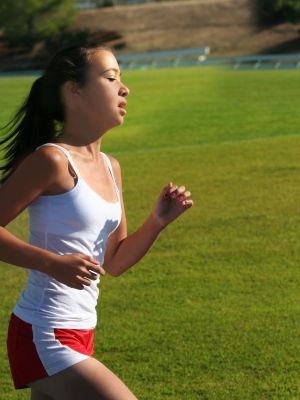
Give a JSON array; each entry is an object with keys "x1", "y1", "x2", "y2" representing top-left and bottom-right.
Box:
[{"x1": 120, "y1": 82, "x2": 129, "y2": 97}]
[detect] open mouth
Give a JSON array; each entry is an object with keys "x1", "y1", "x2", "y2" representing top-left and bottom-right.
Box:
[{"x1": 118, "y1": 100, "x2": 127, "y2": 115}]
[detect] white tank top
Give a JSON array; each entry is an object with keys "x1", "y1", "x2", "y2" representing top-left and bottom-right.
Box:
[{"x1": 13, "y1": 143, "x2": 122, "y2": 329}]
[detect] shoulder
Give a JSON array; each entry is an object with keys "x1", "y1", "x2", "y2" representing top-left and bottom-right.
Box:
[
  {"x1": 105, "y1": 153, "x2": 122, "y2": 188},
  {"x1": 26, "y1": 145, "x2": 68, "y2": 173},
  {"x1": 0, "y1": 146, "x2": 68, "y2": 218},
  {"x1": 106, "y1": 154, "x2": 121, "y2": 173},
  {"x1": 106, "y1": 154, "x2": 121, "y2": 169},
  {"x1": 10, "y1": 145, "x2": 70, "y2": 188}
]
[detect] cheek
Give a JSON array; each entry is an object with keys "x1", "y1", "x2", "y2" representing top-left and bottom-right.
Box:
[
  {"x1": 84, "y1": 86, "x2": 114, "y2": 112},
  {"x1": 79, "y1": 78, "x2": 119, "y2": 119},
  {"x1": 81, "y1": 90, "x2": 104, "y2": 114}
]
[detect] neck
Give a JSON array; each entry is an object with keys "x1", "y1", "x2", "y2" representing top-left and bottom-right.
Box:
[{"x1": 56, "y1": 119, "x2": 108, "y2": 158}]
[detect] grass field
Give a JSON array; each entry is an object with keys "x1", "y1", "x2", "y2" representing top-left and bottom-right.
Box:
[{"x1": 1, "y1": 66, "x2": 300, "y2": 399}]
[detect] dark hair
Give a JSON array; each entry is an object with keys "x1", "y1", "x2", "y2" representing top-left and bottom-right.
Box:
[{"x1": 0, "y1": 44, "x2": 111, "y2": 183}]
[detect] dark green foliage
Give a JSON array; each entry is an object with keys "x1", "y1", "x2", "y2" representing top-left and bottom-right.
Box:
[
  {"x1": 0, "y1": 0, "x2": 78, "y2": 48},
  {"x1": 256, "y1": 0, "x2": 300, "y2": 23}
]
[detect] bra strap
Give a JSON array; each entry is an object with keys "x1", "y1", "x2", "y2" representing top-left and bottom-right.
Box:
[
  {"x1": 100, "y1": 152, "x2": 120, "y2": 197},
  {"x1": 35, "y1": 143, "x2": 80, "y2": 177}
]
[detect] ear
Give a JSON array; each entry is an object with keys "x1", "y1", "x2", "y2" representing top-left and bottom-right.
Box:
[
  {"x1": 61, "y1": 81, "x2": 81, "y2": 109},
  {"x1": 63, "y1": 80, "x2": 81, "y2": 95}
]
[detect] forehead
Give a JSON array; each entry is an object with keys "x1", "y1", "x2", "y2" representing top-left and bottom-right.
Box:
[{"x1": 88, "y1": 50, "x2": 120, "y2": 75}]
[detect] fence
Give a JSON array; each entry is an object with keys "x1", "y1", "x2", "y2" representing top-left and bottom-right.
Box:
[
  {"x1": 199, "y1": 53, "x2": 300, "y2": 70},
  {"x1": 117, "y1": 47, "x2": 210, "y2": 70},
  {"x1": 2, "y1": 49, "x2": 300, "y2": 76},
  {"x1": 116, "y1": 49, "x2": 300, "y2": 70}
]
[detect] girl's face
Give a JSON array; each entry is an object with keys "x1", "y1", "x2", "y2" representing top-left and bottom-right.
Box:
[{"x1": 74, "y1": 49, "x2": 129, "y2": 131}]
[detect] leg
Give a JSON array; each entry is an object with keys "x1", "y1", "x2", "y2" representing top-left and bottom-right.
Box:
[
  {"x1": 29, "y1": 358, "x2": 138, "y2": 400},
  {"x1": 31, "y1": 388, "x2": 53, "y2": 400}
]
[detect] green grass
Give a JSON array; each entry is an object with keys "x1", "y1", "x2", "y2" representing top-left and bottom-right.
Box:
[{"x1": 1, "y1": 67, "x2": 300, "y2": 399}]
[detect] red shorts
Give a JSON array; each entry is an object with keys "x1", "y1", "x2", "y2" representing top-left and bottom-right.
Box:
[{"x1": 6, "y1": 313, "x2": 94, "y2": 389}]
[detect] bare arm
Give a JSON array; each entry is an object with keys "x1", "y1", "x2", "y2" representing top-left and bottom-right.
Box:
[
  {"x1": 0, "y1": 147, "x2": 104, "y2": 289},
  {"x1": 103, "y1": 212, "x2": 163, "y2": 277},
  {"x1": 103, "y1": 156, "x2": 193, "y2": 276}
]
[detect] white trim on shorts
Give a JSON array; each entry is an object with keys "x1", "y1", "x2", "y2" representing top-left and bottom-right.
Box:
[{"x1": 32, "y1": 325, "x2": 90, "y2": 376}]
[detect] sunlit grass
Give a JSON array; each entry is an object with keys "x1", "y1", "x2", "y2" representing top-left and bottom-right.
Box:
[{"x1": 1, "y1": 67, "x2": 300, "y2": 399}]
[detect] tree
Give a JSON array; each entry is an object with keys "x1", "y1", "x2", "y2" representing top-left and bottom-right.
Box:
[
  {"x1": 256, "y1": 0, "x2": 300, "y2": 24},
  {"x1": 0, "y1": 0, "x2": 78, "y2": 48}
]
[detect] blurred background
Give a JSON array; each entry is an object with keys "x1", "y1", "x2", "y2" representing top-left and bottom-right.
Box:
[{"x1": 1, "y1": 0, "x2": 300, "y2": 71}]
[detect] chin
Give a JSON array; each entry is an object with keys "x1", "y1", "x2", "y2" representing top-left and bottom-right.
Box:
[
  {"x1": 114, "y1": 116, "x2": 125, "y2": 127},
  {"x1": 105, "y1": 118, "x2": 124, "y2": 131}
]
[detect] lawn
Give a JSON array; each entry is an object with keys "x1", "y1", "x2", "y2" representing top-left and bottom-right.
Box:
[{"x1": 0, "y1": 66, "x2": 300, "y2": 399}]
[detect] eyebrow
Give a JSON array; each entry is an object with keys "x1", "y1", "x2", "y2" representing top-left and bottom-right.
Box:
[{"x1": 102, "y1": 68, "x2": 122, "y2": 76}]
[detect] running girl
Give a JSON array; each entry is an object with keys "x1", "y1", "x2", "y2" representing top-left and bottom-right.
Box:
[{"x1": 0, "y1": 45, "x2": 194, "y2": 400}]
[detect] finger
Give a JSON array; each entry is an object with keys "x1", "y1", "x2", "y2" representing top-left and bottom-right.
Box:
[
  {"x1": 80, "y1": 254, "x2": 100, "y2": 265},
  {"x1": 170, "y1": 186, "x2": 186, "y2": 199},
  {"x1": 169, "y1": 185, "x2": 178, "y2": 198},
  {"x1": 182, "y1": 199, "x2": 194, "y2": 207},
  {"x1": 77, "y1": 253, "x2": 90, "y2": 260},
  {"x1": 77, "y1": 276, "x2": 92, "y2": 286},
  {"x1": 177, "y1": 194, "x2": 187, "y2": 202},
  {"x1": 86, "y1": 267, "x2": 105, "y2": 278},
  {"x1": 163, "y1": 182, "x2": 173, "y2": 198},
  {"x1": 177, "y1": 191, "x2": 191, "y2": 201},
  {"x1": 90, "y1": 258, "x2": 101, "y2": 265},
  {"x1": 176, "y1": 186, "x2": 186, "y2": 195},
  {"x1": 169, "y1": 185, "x2": 178, "y2": 194},
  {"x1": 82, "y1": 265, "x2": 101, "y2": 279},
  {"x1": 86, "y1": 263, "x2": 102, "y2": 274},
  {"x1": 86, "y1": 270, "x2": 98, "y2": 280},
  {"x1": 72, "y1": 280, "x2": 85, "y2": 290}
]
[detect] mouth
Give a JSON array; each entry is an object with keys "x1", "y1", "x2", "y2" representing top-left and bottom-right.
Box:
[{"x1": 118, "y1": 100, "x2": 127, "y2": 116}]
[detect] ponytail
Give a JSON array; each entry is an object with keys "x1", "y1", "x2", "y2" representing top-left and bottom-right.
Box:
[
  {"x1": 0, "y1": 76, "x2": 56, "y2": 183},
  {"x1": 0, "y1": 44, "x2": 111, "y2": 183}
]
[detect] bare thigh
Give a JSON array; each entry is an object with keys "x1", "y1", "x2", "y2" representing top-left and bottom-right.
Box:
[{"x1": 29, "y1": 358, "x2": 138, "y2": 400}]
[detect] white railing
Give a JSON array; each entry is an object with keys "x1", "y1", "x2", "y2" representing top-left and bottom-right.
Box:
[
  {"x1": 116, "y1": 50, "x2": 300, "y2": 70},
  {"x1": 117, "y1": 47, "x2": 210, "y2": 70}
]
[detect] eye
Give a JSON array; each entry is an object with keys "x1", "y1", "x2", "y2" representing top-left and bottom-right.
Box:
[{"x1": 107, "y1": 77, "x2": 116, "y2": 82}]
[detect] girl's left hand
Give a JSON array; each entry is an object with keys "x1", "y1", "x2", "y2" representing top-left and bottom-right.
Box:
[{"x1": 151, "y1": 182, "x2": 194, "y2": 229}]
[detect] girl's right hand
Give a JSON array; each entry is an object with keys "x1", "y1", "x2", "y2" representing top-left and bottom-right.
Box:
[{"x1": 45, "y1": 253, "x2": 105, "y2": 289}]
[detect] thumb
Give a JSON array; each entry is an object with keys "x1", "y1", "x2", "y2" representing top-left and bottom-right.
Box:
[
  {"x1": 82, "y1": 254, "x2": 100, "y2": 265},
  {"x1": 90, "y1": 257, "x2": 100, "y2": 265}
]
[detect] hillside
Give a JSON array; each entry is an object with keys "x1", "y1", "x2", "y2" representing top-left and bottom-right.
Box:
[
  {"x1": 74, "y1": 0, "x2": 300, "y2": 56},
  {"x1": 1, "y1": 0, "x2": 300, "y2": 72}
]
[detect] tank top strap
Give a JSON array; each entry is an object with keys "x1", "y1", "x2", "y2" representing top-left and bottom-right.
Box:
[
  {"x1": 100, "y1": 152, "x2": 120, "y2": 196},
  {"x1": 35, "y1": 143, "x2": 81, "y2": 177}
]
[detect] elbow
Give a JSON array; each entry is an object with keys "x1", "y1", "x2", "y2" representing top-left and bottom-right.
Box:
[
  {"x1": 110, "y1": 270, "x2": 122, "y2": 277},
  {"x1": 109, "y1": 270, "x2": 123, "y2": 278},
  {"x1": 103, "y1": 263, "x2": 122, "y2": 277}
]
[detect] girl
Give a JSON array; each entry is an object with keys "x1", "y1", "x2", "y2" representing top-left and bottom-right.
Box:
[{"x1": 1, "y1": 45, "x2": 194, "y2": 400}]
